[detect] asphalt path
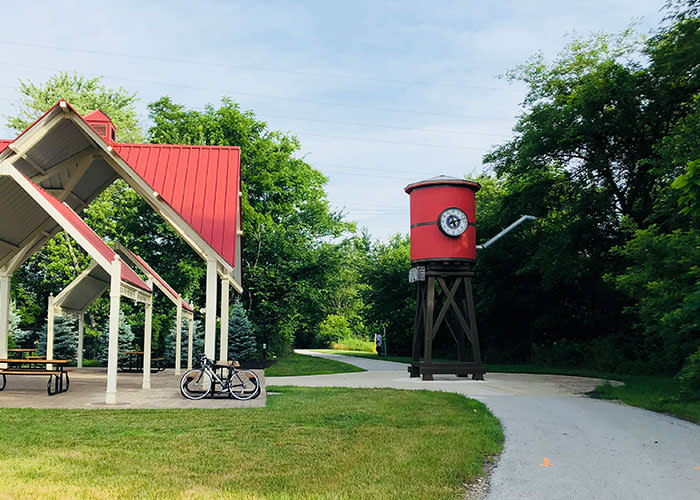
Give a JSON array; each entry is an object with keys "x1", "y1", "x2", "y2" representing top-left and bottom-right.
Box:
[{"x1": 269, "y1": 350, "x2": 700, "y2": 500}]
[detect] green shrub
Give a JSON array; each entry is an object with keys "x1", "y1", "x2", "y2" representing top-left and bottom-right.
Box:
[
  {"x1": 531, "y1": 336, "x2": 630, "y2": 373},
  {"x1": 332, "y1": 335, "x2": 375, "y2": 352},
  {"x1": 319, "y1": 314, "x2": 352, "y2": 347},
  {"x1": 270, "y1": 316, "x2": 297, "y2": 356},
  {"x1": 678, "y1": 346, "x2": 700, "y2": 401}
]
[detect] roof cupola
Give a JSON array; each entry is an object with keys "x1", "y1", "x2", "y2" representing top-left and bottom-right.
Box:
[{"x1": 83, "y1": 109, "x2": 116, "y2": 146}]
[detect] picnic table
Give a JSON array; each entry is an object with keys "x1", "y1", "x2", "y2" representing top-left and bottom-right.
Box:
[
  {"x1": 0, "y1": 358, "x2": 70, "y2": 395},
  {"x1": 8, "y1": 348, "x2": 37, "y2": 359},
  {"x1": 118, "y1": 351, "x2": 166, "y2": 374}
]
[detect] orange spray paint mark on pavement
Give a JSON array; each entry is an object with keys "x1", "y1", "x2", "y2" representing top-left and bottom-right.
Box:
[{"x1": 540, "y1": 457, "x2": 553, "y2": 467}]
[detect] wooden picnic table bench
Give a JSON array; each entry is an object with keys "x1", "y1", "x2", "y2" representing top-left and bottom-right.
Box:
[
  {"x1": 0, "y1": 358, "x2": 71, "y2": 395},
  {"x1": 8, "y1": 348, "x2": 37, "y2": 359},
  {"x1": 118, "y1": 351, "x2": 166, "y2": 373}
]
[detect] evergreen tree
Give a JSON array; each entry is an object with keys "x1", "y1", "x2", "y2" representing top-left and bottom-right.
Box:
[
  {"x1": 164, "y1": 319, "x2": 203, "y2": 367},
  {"x1": 227, "y1": 300, "x2": 257, "y2": 361},
  {"x1": 10, "y1": 326, "x2": 36, "y2": 351},
  {"x1": 7, "y1": 302, "x2": 23, "y2": 350},
  {"x1": 97, "y1": 311, "x2": 135, "y2": 365},
  {"x1": 37, "y1": 316, "x2": 78, "y2": 361},
  {"x1": 10, "y1": 301, "x2": 42, "y2": 351}
]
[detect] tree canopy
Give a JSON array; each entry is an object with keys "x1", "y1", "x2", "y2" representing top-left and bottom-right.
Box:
[
  {"x1": 478, "y1": 9, "x2": 699, "y2": 376},
  {"x1": 8, "y1": 72, "x2": 143, "y2": 143}
]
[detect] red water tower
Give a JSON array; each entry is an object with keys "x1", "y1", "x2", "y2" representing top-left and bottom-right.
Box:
[
  {"x1": 405, "y1": 176, "x2": 484, "y2": 381},
  {"x1": 405, "y1": 176, "x2": 480, "y2": 263}
]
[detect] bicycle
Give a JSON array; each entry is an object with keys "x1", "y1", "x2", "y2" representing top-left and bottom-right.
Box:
[{"x1": 180, "y1": 355, "x2": 260, "y2": 401}]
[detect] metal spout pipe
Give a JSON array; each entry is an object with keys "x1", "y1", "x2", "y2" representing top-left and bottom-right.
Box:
[{"x1": 476, "y1": 215, "x2": 536, "y2": 250}]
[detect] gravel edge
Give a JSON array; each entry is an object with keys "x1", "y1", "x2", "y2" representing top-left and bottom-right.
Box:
[{"x1": 463, "y1": 459, "x2": 498, "y2": 500}]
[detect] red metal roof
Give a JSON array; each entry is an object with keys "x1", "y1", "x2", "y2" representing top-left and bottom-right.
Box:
[
  {"x1": 114, "y1": 144, "x2": 241, "y2": 268},
  {"x1": 26, "y1": 177, "x2": 151, "y2": 292},
  {"x1": 127, "y1": 248, "x2": 193, "y2": 312},
  {"x1": 0, "y1": 140, "x2": 10, "y2": 153}
]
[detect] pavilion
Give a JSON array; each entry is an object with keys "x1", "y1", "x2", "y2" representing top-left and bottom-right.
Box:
[
  {"x1": 0, "y1": 100, "x2": 242, "y2": 403},
  {"x1": 47, "y1": 242, "x2": 196, "y2": 389}
]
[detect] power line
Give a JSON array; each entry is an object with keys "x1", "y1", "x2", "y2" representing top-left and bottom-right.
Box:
[
  {"x1": 1, "y1": 60, "x2": 519, "y2": 122},
  {"x1": 328, "y1": 172, "x2": 425, "y2": 181},
  {"x1": 0, "y1": 63, "x2": 509, "y2": 152},
  {"x1": 320, "y1": 162, "x2": 471, "y2": 174},
  {"x1": 0, "y1": 39, "x2": 510, "y2": 91},
  {"x1": 0, "y1": 84, "x2": 509, "y2": 142},
  {"x1": 298, "y1": 131, "x2": 488, "y2": 151},
  {"x1": 322, "y1": 166, "x2": 448, "y2": 181},
  {"x1": 261, "y1": 112, "x2": 507, "y2": 138}
]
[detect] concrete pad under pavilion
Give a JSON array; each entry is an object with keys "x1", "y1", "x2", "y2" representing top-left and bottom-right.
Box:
[{"x1": 0, "y1": 368, "x2": 266, "y2": 409}]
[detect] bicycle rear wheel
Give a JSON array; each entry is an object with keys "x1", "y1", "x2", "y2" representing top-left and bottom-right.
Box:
[
  {"x1": 228, "y1": 369, "x2": 260, "y2": 400},
  {"x1": 180, "y1": 369, "x2": 213, "y2": 400}
]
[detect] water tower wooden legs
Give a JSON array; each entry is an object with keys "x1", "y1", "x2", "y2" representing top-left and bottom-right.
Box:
[{"x1": 408, "y1": 264, "x2": 485, "y2": 381}]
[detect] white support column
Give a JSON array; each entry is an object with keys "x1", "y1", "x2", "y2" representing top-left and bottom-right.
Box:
[
  {"x1": 77, "y1": 312, "x2": 84, "y2": 368},
  {"x1": 0, "y1": 273, "x2": 10, "y2": 369},
  {"x1": 46, "y1": 294, "x2": 55, "y2": 370},
  {"x1": 204, "y1": 256, "x2": 217, "y2": 359},
  {"x1": 187, "y1": 309, "x2": 194, "y2": 369},
  {"x1": 105, "y1": 257, "x2": 121, "y2": 404},
  {"x1": 142, "y1": 280, "x2": 153, "y2": 390},
  {"x1": 175, "y1": 301, "x2": 182, "y2": 375},
  {"x1": 219, "y1": 278, "x2": 229, "y2": 363}
]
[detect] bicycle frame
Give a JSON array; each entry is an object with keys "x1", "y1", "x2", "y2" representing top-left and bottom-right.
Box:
[
  {"x1": 195, "y1": 357, "x2": 247, "y2": 395},
  {"x1": 199, "y1": 361, "x2": 228, "y2": 393}
]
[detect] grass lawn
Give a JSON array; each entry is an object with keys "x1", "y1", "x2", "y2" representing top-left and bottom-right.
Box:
[
  {"x1": 313, "y1": 350, "x2": 700, "y2": 424},
  {"x1": 264, "y1": 352, "x2": 364, "y2": 376},
  {"x1": 591, "y1": 376, "x2": 700, "y2": 424},
  {"x1": 0, "y1": 387, "x2": 503, "y2": 500}
]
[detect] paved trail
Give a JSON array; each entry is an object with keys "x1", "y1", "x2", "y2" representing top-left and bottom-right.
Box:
[{"x1": 269, "y1": 350, "x2": 700, "y2": 500}]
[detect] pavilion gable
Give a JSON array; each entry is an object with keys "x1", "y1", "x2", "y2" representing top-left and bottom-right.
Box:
[
  {"x1": 52, "y1": 261, "x2": 111, "y2": 314},
  {"x1": 0, "y1": 165, "x2": 150, "y2": 294},
  {"x1": 113, "y1": 242, "x2": 194, "y2": 315}
]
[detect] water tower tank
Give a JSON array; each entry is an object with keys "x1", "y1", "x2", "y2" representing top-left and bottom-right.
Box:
[{"x1": 405, "y1": 176, "x2": 481, "y2": 263}]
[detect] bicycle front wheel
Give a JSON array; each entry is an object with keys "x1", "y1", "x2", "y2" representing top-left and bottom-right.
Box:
[
  {"x1": 228, "y1": 370, "x2": 260, "y2": 400},
  {"x1": 180, "y1": 369, "x2": 213, "y2": 400}
]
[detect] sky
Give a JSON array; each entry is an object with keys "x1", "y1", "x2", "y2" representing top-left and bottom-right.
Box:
[{"x1": 0, "y1": 0, "x2": 666, "y2": 241}]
